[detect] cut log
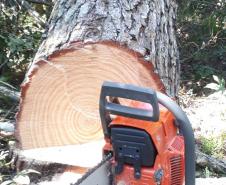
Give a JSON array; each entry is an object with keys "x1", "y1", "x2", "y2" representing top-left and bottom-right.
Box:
[
  {"x1": 16, "y1": 42, "x2": 164, "y2": 167},
  {"x1": 35, "y1": 0, "x2": 179, "y2": 96},
  {"x1": 16, "y1": 0, "x2": 179, "y2": 174},
  {"x1": 16, "y1": 42, "x2": 164, "y2": 150},
  {"x1": 19, "y1": 140, "x2": 105, "y2": 167}
]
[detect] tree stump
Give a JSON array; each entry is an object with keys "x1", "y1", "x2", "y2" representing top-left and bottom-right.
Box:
[
  {"x1": 16, "y1": 42, "x2": 164, "y2": 167},
  {"x1": 15, "y1": 0, "x2": 179, "y2": 174}
]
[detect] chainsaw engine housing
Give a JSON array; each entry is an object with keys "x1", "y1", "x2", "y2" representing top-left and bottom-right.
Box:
[
  {"x1": 104, "y1": 103, "x2": 185, "y2": 185},
  {"x1": 99, "y1": 81, "x2": 195, "y2": 185}
]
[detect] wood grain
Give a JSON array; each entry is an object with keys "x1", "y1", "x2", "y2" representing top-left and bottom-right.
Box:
[{"x1": 16, "y1": 42, "x2": 164, "y2": 150}]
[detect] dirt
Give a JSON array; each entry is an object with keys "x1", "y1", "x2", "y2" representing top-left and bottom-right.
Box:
[
  {"x1": 36, "y1": 175, "x2": 226, "y2": 185},
  {"x1": 196, "y1": 177, "x2": 226, "y2": 185},
  {"x1": 179, "y1": 90, "x2": 226, "y2": 138}
]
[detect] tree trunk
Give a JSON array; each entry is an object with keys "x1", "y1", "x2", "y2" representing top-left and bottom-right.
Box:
[
  {"x1": 35, "y1": 0, "x2": 179, "y2": 95},
  {"x1": 16, "y1": 0, "x2": 179, "y2": 169}
]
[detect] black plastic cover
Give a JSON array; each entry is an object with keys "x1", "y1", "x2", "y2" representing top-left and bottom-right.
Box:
[{"x1": 111, "y1": 127, "x2": 157, "y2": 178}]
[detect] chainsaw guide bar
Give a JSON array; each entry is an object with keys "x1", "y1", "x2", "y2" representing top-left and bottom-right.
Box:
[{"x1": 72, "y1": 153, "x2": 113, "y2": 185}]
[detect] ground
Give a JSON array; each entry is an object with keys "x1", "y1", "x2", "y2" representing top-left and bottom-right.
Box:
[
  {"x1": 0, "y1": 89, "x2": 226, "y2": 184},
  {"x1": 180, "y1": 91, "x2": 226, "y2": 139}
]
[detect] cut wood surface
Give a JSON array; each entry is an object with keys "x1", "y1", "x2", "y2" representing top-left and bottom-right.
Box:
[
  {"x1": 20, "y1": 140, "x2": 105, "y2": 167},
  {"x1": 16, "y1": 42, "x2": 164, "y2": 152}
]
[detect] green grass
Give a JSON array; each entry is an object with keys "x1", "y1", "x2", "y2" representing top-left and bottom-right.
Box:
[{"x1": 200, "y1": 132, "x2": 226, "y2": 159}]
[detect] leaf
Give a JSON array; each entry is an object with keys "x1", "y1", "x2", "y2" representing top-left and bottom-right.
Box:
[
  {"x1": 204, "y1": 83, "x2": 220, "y2": 90},
  {"x1": 213, "y1": 75, "x2": 220, "y2": 83}
]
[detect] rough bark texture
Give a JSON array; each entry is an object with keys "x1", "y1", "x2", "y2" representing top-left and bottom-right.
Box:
[
  {"x1": 196, "y1": 149, "x2": 226, "y2": 175},
  {"x1": 34, "y1": 0, "x2": 179, "y2": 96}
]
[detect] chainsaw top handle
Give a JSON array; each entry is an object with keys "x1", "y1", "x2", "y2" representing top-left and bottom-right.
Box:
[
  {"x1": 99, "y1": 81, "x2": 195, "y2": 185},
  {"x1": 99, "y1": 81, "x2": 160, "y2": 138}
]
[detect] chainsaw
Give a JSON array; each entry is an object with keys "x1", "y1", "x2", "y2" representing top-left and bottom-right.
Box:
[{"x1": 74, "y1": 81, "x2": 195, "y2": 185}]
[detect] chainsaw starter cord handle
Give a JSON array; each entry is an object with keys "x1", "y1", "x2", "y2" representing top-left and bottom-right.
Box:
[{"x1": 156, "y1": 92, "x2": 196, "y2": 185}]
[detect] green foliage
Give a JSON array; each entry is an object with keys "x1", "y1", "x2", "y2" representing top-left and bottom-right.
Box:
[
  {"x1": 0, "y1": 2, "x2": 45, "y2": 88},
  {"x1": 193, "y1": 65, "x2": 216, "y2": 79},
  {"x1": 200, "y1": 136, "x2": 217, "y2": 156},
  {"x1": 178, "y1": 0, "x2": 226, "y2": 93},
  {"x1": 204, "y1": 167, "x2": 211, "y2": 178},
  {"x1": 0, "y1": 4, "x2": 49, "y2": 183},
  {"x1": 199, "y1": 132, "x2": 226, "y2": 159}
]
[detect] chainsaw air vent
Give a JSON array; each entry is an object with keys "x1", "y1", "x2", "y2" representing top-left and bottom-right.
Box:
[
  {"x1": 170, "y1": 155, "x2": 183, "y2": 185},
  {"x1": 170, "y1": 136, "x2": 184, "y2": 151}
]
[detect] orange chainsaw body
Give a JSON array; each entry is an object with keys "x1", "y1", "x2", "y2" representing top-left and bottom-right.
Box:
[{"x1": 103, "y1": 101, "x2": 185, "y2": 185}]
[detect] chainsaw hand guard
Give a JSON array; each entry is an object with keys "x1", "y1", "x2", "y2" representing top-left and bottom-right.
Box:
[{"x1": 99, "y1": 81, "x2": 159, "y2": 138}]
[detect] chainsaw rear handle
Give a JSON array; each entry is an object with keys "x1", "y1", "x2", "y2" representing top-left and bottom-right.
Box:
[
  {"x1": 99, "y1": 81, "x2": 160, "y2": 138},
  {"x1": 99, "y1": 82, "x2": 195, "y2": 185}
]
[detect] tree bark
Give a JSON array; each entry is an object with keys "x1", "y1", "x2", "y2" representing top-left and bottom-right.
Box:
[
  {"x1": 15, "y1": 0, "x2": 179, "y2": 169},
  {"x1": 196, "y1": 149, "x2": 226, "y2": 175},
  {"x1": 35, "y1": 0, "x2": 179, "y2": 96}
]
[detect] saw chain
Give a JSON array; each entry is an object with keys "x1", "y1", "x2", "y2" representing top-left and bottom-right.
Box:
[{"x1": 71, "y1": 152, "x2": 113, "y2": 185}]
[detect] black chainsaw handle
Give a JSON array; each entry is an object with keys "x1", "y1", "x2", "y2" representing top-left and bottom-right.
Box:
[
  {"x1": 99, "y1": 81, "x2": 159, "y2": 138},
  {"x1": 156, "y1": 92, "x2": 195, "y2": 185}
]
